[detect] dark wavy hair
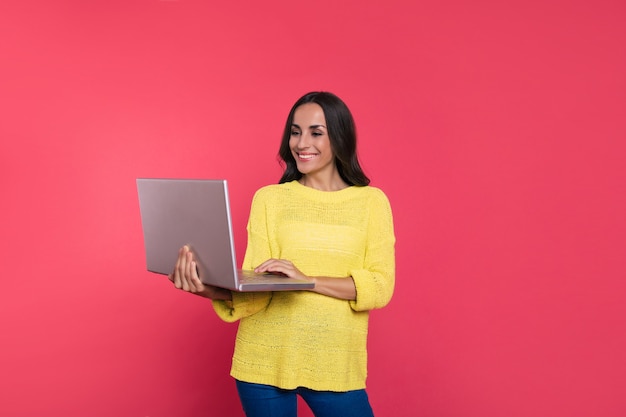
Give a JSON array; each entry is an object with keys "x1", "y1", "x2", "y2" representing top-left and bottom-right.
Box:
[{"x1": 278, "y1": 91, "x2": 370, "y2": 186}]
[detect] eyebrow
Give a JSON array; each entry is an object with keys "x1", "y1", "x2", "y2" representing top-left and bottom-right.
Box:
[{"x1": 291, "y1": 123, "x2": 327, "y2": 130}]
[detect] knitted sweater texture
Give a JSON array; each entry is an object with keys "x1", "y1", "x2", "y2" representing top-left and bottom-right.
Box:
[{"x1": 212, "y1": 180, "x2": 395, "y2": 391}]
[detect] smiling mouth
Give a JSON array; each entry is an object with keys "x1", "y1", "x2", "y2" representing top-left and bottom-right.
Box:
[{"x1": 297, "y1": 153, "x2": 318, "y2": 161}]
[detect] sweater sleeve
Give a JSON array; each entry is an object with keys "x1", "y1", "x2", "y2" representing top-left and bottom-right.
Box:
[
  {"x1": 212, "y1": 190, "x2": 272, "y2": 322},
  {"x1": 212, "y1": 292, "x2": 271, "y2": 323},
  {"x1": 349, "y1": 189, "x2": 396, "y2": 312}
]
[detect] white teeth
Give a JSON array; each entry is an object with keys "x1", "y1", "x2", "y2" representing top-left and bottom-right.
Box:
[{"x1": 299, "y1": 154, "x2": 316, "y2": 159}]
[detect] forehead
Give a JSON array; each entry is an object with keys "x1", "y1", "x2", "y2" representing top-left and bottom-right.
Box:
[{"x1": 292, "y1": 103, "x2": 326, "y2": 126}]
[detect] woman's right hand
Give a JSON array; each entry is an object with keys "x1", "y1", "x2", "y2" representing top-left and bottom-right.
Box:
[{"x1": 168, "y1": 245, "x2": 232, "y2": 301}]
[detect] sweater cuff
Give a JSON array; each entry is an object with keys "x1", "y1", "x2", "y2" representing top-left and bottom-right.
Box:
[
  {"x1": 212, "y1": 291, "x2": 271, "y2": 322},
  {"x1": 349, "y1": 269, "x2": 394, "y2": 312}
]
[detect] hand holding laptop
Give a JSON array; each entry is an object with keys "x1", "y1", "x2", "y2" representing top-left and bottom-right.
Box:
[{"x1": 169, "y1": 245, "x2": 232, "y2": 301}]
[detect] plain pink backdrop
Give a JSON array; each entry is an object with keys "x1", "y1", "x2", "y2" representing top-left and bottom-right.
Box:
[{"x1": 1, "y1": 1, "x2": 624, "y2": 416}]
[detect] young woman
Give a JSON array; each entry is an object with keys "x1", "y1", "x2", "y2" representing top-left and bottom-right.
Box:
[{"x1": 170, "y1": 91, "x2": 395, "y2": 417}]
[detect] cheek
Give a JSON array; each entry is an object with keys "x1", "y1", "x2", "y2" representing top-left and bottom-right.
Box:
[{"x1": 323, "y1": 142, "x2": 334, "y2": 157}]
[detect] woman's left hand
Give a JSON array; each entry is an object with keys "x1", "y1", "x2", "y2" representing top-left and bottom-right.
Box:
[{"x1": 254, "y1": 259, "x2": 312, "y2": 283}]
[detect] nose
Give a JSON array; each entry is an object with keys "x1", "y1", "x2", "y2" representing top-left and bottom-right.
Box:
[{"x1": 295, "y1": 132, "x2": 312, "y2": 149}]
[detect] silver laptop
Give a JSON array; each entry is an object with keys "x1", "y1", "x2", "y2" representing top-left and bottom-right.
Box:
[{"x1": 136, "y1": 178, "x2": 314, "y2": 292}]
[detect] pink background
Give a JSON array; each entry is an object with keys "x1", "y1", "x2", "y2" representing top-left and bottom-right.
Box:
[{"x1": 1, "y1": 1, "x2": 624, "y2": 416}]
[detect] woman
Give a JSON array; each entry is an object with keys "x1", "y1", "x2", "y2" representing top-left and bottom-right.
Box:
[{"x1": 170, "y1": 91, "x2": 395, "y2": 417}]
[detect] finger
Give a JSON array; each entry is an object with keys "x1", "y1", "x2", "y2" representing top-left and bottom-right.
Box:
[
  {"x1": 186, "y1": 256, "x2": 199, "y2": 293},
  {"x1": 264, "y1": 260, "x2": 303, "y2": 279},
  {"x1": 260, "y1": 261, "x2": 293, "y2": 276},
  {"x1": 181, "y1": 250, "x2": 193, "y2": 292},
  {"x1": 190, "y1": 261, "x2": 204, "y2": 293},
  {"x1": 253, "y1": 259, "x2": 272, "y2": 272},
  {"x1": 173, "y1": 247, "x2": 185, "y2": 289},
  {"x1": 176, "y1": 247, "x2": 188, "y2": 291},
  {"x1": 254, "y1": 258, "x2": 283, "y2": 272}
]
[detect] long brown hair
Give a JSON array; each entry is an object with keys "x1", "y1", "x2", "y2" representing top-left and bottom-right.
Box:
[{"x1": 278, "y1": 91, "x2": 370, "y2": 186}]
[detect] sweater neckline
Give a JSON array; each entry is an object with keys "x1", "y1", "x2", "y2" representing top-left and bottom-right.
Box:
[{"x1": 287, "y1": 180, "x2": 362, "y2": 201}]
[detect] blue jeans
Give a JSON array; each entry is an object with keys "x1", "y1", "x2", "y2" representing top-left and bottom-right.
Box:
[{"x1": 235, "y1": 380, "x2": 375, "y2": 417}]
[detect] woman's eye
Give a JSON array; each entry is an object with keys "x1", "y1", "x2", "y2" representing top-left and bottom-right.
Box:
[
  {"x1": 291, "y1": 130, "x2": 300, "y2": 136},
  {"x1": 312, "y1": 131, "x2": 322, "y2": 137}
]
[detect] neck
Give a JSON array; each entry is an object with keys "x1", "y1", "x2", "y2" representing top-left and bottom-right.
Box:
[{"x1": 299, "y1": 174, "x2": 349, "y2": 192}]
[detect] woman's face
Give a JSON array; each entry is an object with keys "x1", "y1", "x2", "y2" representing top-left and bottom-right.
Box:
[{"x1": 289, "y1": 103, "x2": 336, "y2": 178}]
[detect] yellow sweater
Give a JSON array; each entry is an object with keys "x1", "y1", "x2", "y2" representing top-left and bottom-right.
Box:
[{"x1": 212, "y1": 180, "x2": 395, "y2": 391}]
